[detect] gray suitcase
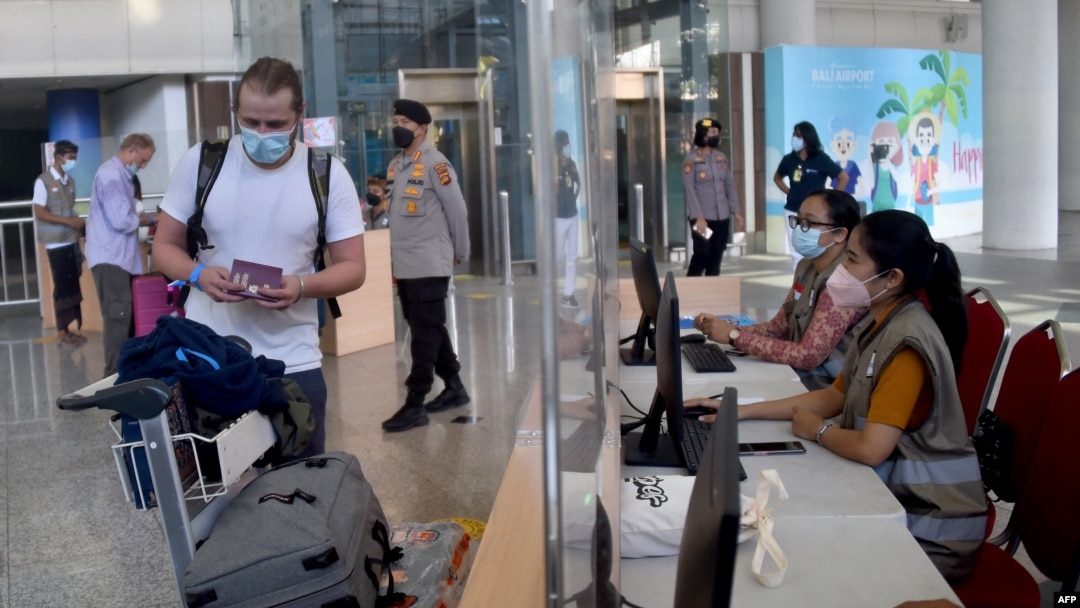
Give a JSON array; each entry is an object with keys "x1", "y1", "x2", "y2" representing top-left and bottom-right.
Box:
[{"x1": 183, "y1": 452, "x2": 403, "y2": 608}]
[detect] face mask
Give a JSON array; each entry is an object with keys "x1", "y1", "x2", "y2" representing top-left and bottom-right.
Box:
[
  {"x1": 562, "y1": 145, "x2": 571, "y2": 157},
  {"x1": 792, "y1": 136, "x2": 805, "y2": 152},
  {"x1": 826, "y1": 265, "x2": 891, "y2": 308},
  {"x1": 61, "y1": 159, "x2": 76, "y2": 173},
  {"x1": 240, "y1": 124, "x2": 295, "y2": 164},
  {"x1": 706, "y1": 136, "x2": 721, "y2": 148},
  {"x1": 791, "y1": 226, "x2": 839, "y2": 259},
  {"x1": 126, "y1": 163, "x2": 139, "y2": 176},
  {"x1": 392, "y1": 126, "x2": 416, "y2": 149}
]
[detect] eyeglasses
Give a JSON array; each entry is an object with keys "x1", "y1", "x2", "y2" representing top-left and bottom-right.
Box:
[{"x1": 788, "y1": 215, "x2": 838, "y2": 232}]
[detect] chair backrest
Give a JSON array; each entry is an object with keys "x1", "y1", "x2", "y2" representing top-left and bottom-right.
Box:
[
  {"x1": 958, "y1": 287, "x2": 1011, "y2": 434},
  {"x1": 1012, "y1": 368, "x2": 1080, "y2": 586},
  {"x1": 990, "y1": 319, "x2": 1070, "y2": 503}
]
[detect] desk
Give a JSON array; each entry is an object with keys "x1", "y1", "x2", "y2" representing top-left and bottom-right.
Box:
[{"x1": 620, "y1": 518, "x2": 961, "y2": 607}]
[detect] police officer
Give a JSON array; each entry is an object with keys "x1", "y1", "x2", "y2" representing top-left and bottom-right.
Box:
[
  {"x1": 382, "y1": 99, "x2": 472, "y2": 432},
  {"x1": 683, "y1": 118, "x2": 744, "y2": 276}
]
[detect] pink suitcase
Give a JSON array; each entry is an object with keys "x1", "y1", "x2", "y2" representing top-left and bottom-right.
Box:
[{"x1": 132, "y1": 273, "x2": 184, "y2": 337}]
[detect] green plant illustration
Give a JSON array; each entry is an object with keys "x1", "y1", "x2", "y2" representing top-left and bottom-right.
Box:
[
  {"x1": 876, "y1": 51, "x2": 970, "y2": 135},
  {"x1": 875, "y1": 81, "x2": 919, "y2": 136},
  {"x1": 914, "y1": 50, "x2": 970, "y2": 128}
]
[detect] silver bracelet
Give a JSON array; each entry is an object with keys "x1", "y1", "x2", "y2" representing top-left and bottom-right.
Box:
[{"x1": 294, "y1": 275, "x2": 305, "y2": 303}]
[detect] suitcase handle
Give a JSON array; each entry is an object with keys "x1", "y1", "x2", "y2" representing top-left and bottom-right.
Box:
[{"x1": 56, "y1": 377, "x2": 172, "y2": 420}]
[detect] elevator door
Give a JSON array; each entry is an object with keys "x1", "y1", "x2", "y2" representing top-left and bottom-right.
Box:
[
  {"x1": 399, "y1": 69, "x2": 496, "y2": 277},
  {"x1": 615, "y1": 69, "x2": 667, "y2": 256}
]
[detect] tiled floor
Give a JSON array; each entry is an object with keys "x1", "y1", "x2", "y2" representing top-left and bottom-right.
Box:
[{"x1": 0, "y1": 211, "x2": 1077, "y2": 607}]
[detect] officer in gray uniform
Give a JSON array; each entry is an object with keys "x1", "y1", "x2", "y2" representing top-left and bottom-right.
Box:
[
  {"x1": 382, "y1": 99, "x2": 472, "y2": 432},
  {"x1": 683, "y1": 117, "x2": 744, "y2": 276}
]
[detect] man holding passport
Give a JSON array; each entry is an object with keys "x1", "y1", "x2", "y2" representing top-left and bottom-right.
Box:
[{"x1": 153, "y1": 57, "x2": 366, "y2": 457}]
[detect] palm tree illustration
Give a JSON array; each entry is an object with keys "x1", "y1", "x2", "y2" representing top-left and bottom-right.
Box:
[
  {"x1": 876, "y1": 51, "x2": 970, "y2": 133},
  {"x1": 875, "y1": 82, "x2": 924, "y2": 137},
  {"x1": 913, "y1": 50, "x2": 970, "y2": 128}
]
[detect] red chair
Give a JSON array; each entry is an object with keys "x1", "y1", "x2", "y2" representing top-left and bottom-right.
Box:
[
  {"x1": 958, "y1": 287, "x2": 1010, "y2": 435},
  {"x1": 981, "y1": 320, "x2": 1070, "y2": 547},
  {"x1": 987, "y1": 320, "x2": 1070, "y2": 504},
  {"x1": 953, "y1": 368, "x2": 1080, "y2": 607}
]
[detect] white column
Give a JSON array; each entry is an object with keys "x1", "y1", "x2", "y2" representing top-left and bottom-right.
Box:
[
  {"x1": 760, "y1": 0, "x2": 816, "y2": 48},
  {"x1": 983, "y1": 0, "x2": 1058, "y2": 249},
  {"x1": 1060, "y1": 0, "x2": 1080, "y2": 211}
]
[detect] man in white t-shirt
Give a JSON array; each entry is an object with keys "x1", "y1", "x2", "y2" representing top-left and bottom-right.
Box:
[{"x1": 153, "y1": 57, "x2": 366, "y2": 458}]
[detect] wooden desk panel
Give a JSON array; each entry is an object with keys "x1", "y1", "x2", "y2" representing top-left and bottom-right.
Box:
[
  {"x1": 618, "y1": 275, "x2": 740, "y2": 320},
  {"x1": 319, "y1": 230, "x2": 395, "y2": 356},
  {"x1": 38, "y1": 240, "x2": 148, "y2": 334}
]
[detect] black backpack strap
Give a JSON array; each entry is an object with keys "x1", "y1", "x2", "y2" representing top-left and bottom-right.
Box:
[
  {"x1": 176, "y1": 139, "x2": 229, "y2": 309},
  {"x1": 307, "y1": 148, "x2": 341, "y2": 319}
]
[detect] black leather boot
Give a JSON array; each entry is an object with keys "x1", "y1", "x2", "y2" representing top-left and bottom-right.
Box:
[
  {"x1": 382, "y1": 394, "x2": 429, "y2": 432},
  {"x1": 424, "y1": 375, "x2": 471, "y2": 412}
]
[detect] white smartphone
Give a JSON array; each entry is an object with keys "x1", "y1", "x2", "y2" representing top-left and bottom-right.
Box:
[{"x1": 696, "y1": 226, "x2": 714, "y2": 240}]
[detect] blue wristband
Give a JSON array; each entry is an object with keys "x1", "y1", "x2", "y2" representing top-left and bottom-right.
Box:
[{"x1": 188, "y1": 263, "x2": 206, "y2": 292}]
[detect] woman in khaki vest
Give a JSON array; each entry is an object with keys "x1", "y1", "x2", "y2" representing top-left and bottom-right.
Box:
[
  {"x1": 689, "y1": 210, "x2": 987, "y2": 581},
  {"x1": 693, "y1": 189, "x2": 867, "y2": 390}
]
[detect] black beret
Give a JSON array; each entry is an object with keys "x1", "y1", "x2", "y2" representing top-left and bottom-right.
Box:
[
  {"x1": 393, "y1": 99, "x2": 431, "y2": 125},
  {"x1": 695, "y1": 118, "x2": 721, "y2": 133}
]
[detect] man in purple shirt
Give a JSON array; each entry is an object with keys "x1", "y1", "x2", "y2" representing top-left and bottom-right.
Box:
[{"x1": 85, "y1": 133, "x2": 157, "y2": 377}]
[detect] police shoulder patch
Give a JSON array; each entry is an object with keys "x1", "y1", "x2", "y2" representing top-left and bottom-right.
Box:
[
  {"x1": 434, "y1": 162, "x2": 452, "y2": 185},
  {"x1": 412, "y1": 149, "x2": 423, "y2": 162}
]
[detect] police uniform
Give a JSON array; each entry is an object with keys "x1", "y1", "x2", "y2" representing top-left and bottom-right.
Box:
[
  {"x1": 684, "y1": 118, "x2": 741, "y2": 276},
  {"x1": 382, "y1": 104, "x2": 471, "y2": 431}
]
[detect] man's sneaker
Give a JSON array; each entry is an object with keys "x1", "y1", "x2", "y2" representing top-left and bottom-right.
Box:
[{"x1": 562, "y1": 295, "x2": 579, "y2": 307}]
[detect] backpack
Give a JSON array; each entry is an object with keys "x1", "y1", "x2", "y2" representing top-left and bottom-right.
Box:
[{"x1": 176, "y1": 139, "x2": 341, "y2": 319}]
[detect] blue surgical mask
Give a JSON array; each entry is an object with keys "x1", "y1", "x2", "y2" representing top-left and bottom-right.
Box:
[
  {"x1": 792, "y1": 136, "x2": 805, "y2": 152},
  {"x1": 61, "y1": 159, "x2": 76, "y2": 173},
  {"x1": 126, "y1": 163, "x2": 139, "y2": 176},
  {"x1": 240, "y1": 124, "x2": 295, "y2": 164},
  {"x1": 791, "y1": 226, "x2": 839, "y2": 258}
]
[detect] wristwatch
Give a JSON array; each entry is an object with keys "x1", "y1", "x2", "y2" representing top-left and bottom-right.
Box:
[
  {"x1": 728, "y1": 328, "x2": 740, "y2": 344},
  {"x1": 816, "y1": 422, "x2": 834, "y2": 446}
]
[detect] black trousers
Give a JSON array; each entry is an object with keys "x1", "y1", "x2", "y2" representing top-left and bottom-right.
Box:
[
  {"x1": 687, "y1": 218, "x2": 731, "y2": 276},
  {"x1": 398, "y1": 277, "x2": 461, "y2": 400}
]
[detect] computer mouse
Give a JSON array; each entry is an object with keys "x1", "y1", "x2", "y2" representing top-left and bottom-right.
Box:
[
  {"x1": 683, "y1": 405, "x2": 718, "y2": 418},
  {"x1": 681, "y1": 333, "x2": 707, "y2": 344}
]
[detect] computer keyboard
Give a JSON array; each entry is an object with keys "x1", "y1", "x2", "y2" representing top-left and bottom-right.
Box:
[
  {"x1": 561, "y1": 418, "x2": 604, "y2": 473},
  {"x1": 681, "y1": 418, "x2": 747, "y2": 480},
  {"x1": 682, "y1": 342, "x2": 737, "y2": 373}
]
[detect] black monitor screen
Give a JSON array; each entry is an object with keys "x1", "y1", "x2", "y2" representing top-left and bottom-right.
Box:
[
  {"x1": 672, "y1": 385, "x2": 741, "y2": 608},
  {"x1": 624, "y1": 271, "x2": 686, "y2": 467},
  {"x1": 620, "y1": 237, "x2": 662, "y2": 366}
]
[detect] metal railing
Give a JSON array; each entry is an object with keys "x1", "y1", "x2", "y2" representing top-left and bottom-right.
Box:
[
  {"x1": 0, "y1": 200, "x2": 40, "y2": 308},
  {"x1": 0, "y1": 195, "x2": 165, "y2": 311}
]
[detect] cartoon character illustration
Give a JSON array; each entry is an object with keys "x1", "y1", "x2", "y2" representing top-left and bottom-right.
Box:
[
  {"x1": 828, "y1": 115, "x2": 860, "y2": 196},
  {"x1": 869, "y1": 121, "x2": 904, "y2": 213},
  {"x1": 909, "y1": 110, "x2": 941, "y2": 226}
]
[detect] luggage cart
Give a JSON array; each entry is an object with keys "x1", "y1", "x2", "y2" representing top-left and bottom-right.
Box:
[{"x1": 57, "y1": 376, "x2": 277, "y2": 606}]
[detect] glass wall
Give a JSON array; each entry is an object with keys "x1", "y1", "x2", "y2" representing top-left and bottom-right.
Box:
[{"x1": 300, "y1": 0, "x2": 731, "y2": 602}]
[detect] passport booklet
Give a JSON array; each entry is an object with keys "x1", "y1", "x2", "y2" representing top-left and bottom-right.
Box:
[{"x1": 226, "y1": 259, "x2": 282, "y2": 302}]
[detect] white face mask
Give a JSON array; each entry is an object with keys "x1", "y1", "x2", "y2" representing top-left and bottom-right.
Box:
[{"x1": 792, "y1": 136, "x2": 805, "y2": 152}]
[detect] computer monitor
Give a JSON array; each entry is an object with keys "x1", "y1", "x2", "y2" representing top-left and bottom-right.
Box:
[
  {"x1": 620, "y1": 237, "x2": 661, "y2": 366},
  {"x1": 672, "y1": 385, "x2": 740, "y2": 608},
  {"x1": 623, "y1": 270, "x2": 687, "y2": 467}
]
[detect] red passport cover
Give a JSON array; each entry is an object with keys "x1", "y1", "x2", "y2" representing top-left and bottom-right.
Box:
[{"x1": 226, "y1": 260, "x2": 282, "y2": 302}]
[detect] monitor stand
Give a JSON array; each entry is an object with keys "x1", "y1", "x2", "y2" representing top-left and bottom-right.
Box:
[
  {"x1": 623, "y1": 432, "x2": 683, "y2": 468},
  {"x1": 619, "y1": 347, "x2": 656, "y2": 366}
]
